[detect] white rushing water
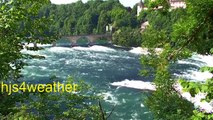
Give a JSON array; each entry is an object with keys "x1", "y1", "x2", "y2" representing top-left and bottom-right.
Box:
[
  {"x1": 127, "y1": 47, "x2": 213, "y2": 113},
  {"x1": 129, "y1": 47, "x2": 163, "y2": 55},
  {"x1": 21, "y1": 44, "x2": 212, "y2": 119},
  {"x1": 73, "y1": 45, "x2": 116, "y2": 52},
  {"x1": 110, "y1": 79, "x2": 156, "y2": 91},
  {"x1": 176, "y1": 54, "x2": 213, "y2": 82},
  {"x1": 21, "y1": 45, "x2": 152, "y2": 119}
]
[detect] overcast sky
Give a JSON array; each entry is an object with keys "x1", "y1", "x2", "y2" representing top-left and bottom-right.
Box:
[{"x1": 50, "y1": 0, "x2": 140, "y2": 8}]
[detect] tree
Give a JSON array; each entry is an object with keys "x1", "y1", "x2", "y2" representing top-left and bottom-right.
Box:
[
  {"x1": 141, "y1": 0, "x2": 213, "y2": 119},
  {"x1": 131, "y1": 4, "x2": 137, "y2": 16},
  {"x1": 76, "y1": 10, "x2": 97, "y2": 34},
  {"x1": 137, "y1": 10, "x2": 148, "y2": 23},
  {"x1": 110, "y1": 8, "x2": 133, "y2": 29},
  {"x1": 113, "y1": 27, "x2": 142, "y2": 47},
  {"x1": 97, "y1": 11, "x2": 110, "y2": 34},
  {"x1": 0, "y1": 0, "x2": 52, "y2": 82},
  {"x1": 0, "y1": 0, "x2": 52, "y2": 114},
  {"x1": 63, "y1": 16, "x2": 77, "y2": 35},
  {"x1": 36, "y1": 0, "x2": 139, "y2": 43},
  {"x1": 0, "y1": 0, "x2": 103, "y2": 119}
]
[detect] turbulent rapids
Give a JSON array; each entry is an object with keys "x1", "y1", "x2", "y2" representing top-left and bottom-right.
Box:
[{"x1": 21, "y1": 44, "x2": 213, "y2": 119}]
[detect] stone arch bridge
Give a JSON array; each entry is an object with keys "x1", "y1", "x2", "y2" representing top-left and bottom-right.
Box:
[{"x1": 53, "y1": 34, "x2": 112, "y2": 46}]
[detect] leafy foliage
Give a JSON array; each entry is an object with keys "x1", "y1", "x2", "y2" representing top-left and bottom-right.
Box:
[
  {"x1": 141, "y1": 0, "x2": 213, "y2": 119},
  {"x1": 0, "y1": 76, "x2": 102, "y2": 119},
  {"x1": 39, "y1": 0, "x2": 138, "y2": 36},
  {"x1": 0, "y1": 0, "x2": 103, "y2": 119},
  {"x1": 38, "y1": 0, "x2": 140, "y2": 47},
  {"x1": 113, "y1": 27, "x2": 142, "y2": 47},
  {"x1": 0, "y1": 0, "x2": 54, "y2": 115},
  {"x1": 0, "y1": 0, "x2": 55, "y2": 81}
]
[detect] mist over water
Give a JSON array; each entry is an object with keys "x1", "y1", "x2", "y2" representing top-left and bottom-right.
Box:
[{"x1": 21, "y1": 45, "x2": 213, "y2": 119}]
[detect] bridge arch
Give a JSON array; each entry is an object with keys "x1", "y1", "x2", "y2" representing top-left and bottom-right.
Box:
[
  {"x1": 53, "y1": 34, "x2": 112, "y2": 47},
  {"x1": 55, "y1": 37, "x2": 72, "y2": 47},
  {"x1": 76, "y1": 37, "x2": 90, "y2": 46}
]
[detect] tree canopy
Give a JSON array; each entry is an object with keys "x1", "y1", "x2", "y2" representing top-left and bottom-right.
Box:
[
  {"x1": 38, "y1": 0, "x2": 142, "y2": 47},
  {"x1": 141, "y1": 0, "x2": 213, "y2": 119},
  {"x1": 0, "y1": 0, "x2": 103, "y2": 119},
  {"x1": 39, "y1": 0, "x2": 138, "y2": 35}
]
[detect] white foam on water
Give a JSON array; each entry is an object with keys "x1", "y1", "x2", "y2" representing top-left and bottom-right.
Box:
[
  {"x1": 39, "y1": 66, "x2": 48, "y2": 70},
  {"x1": 129, "y1": 47, "x2": 163, "y2": 55},
  {"x1": 177, "y1": 60, "x2": 201, "y2": 67},
  {"x1": 21, "y1": 45, "x2": 212, "y2": 113},
  {"x1": 24, "y1": 43, "x2": 52, "y2": 47},
  {"x1": 129, "y1": 47, "x2": 148, "y2": 55},
  {"x1": 175, "y1": 54, "x2": 213, "y2": 82},
  {"x1": 72, "y1": 45, "x2": 116, "y2": 52},
  {"x1": 98, "y1": 91, "x2": 120, "y2": 105},
  {"x1": 141, "y1": 103, "x2": 145, "y2": 108},
  {"x1": 143, "y1": 112, "x2": 150, "y2": 114},
  {"x1": 177, "y1": 54, "x2": 213, "y2": 68},
  {"x1": 122, "y1": 98, "x2": 126, "y2": 104},
  {"x1": 191, "y1": 54, "x2": 213, "y2": 67},
  {"x1": 177, "y1": 70, "x2": 213, "y2": 82},
  {"x1": 173, "y1": 54, "x2": 213, "y2": 113},
  {"x1": 21, "y1": 48, "x2": 49, "y2": 58},
  {"x1": 47, "y1": 47, "x2": 74, "y2": 53},
  {"x1": 111, "y1": 79, "x2": 213, "y2": 113},
  {"x1": 21, "y1": 48, "x2": 39, "y2": 55},
  {"x1": 110, "y1": 79, "x2": 156, "y2": 91},
  {"x1": 174, "y1": 82, "x2": 213, "y2": 113},
  {"x1": 130, "y1": 113, "x2": 139, "y2": 120},
  {"x1": 112, "y1": 44, "x2": 123, "y2": 48}
]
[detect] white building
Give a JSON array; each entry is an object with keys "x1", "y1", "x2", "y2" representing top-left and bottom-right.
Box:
[
  {"x1": 137, "y1": 0, "x2": 147, "y2": 16},
  {"x1": 138, "y1": 0, "x2": 186, "y2": 32},
  {"x1": 170, "y1": 0, "x2": 186, "y2": 9},
  {"x1": 141, "y1": 21, "x2": 149, "y2": 31},
  {"x1": 150, "y1": 0, "x2": 186, "y2": 9}
]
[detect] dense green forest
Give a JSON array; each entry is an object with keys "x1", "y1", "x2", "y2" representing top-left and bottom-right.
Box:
[
  {"x1": 39, "y1": 0, "x2": 138, "y2": 35},
  {"x1": 38, "y1": 0, "x2": 142, "y2": 46}
]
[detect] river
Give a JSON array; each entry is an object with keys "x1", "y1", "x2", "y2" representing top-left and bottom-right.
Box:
[{"x1": 20, "y1": 44, "x2": 213, "y2": 120}]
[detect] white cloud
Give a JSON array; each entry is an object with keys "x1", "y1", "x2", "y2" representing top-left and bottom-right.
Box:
[
  {"x1": 50, "y1": 0, "x2": 140, "y2": 8},
  {"x1": 119, "y1": 0, "x2": 139, "y2": 8},
  {"x1": 50, "y1": 0, "x2": 87, "y2": 5}
]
